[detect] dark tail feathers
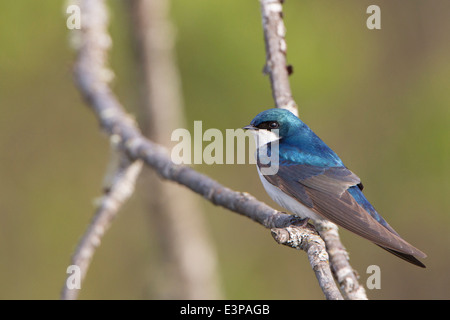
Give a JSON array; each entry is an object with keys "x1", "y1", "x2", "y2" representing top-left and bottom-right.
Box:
[{"x1": 377, "y1": 245, "x2": 426, "y2": 268}]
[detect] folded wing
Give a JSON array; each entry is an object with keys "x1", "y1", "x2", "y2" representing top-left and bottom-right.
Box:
[{"x1": 261, "y1": 161, "x2": 426, "y2": 266}]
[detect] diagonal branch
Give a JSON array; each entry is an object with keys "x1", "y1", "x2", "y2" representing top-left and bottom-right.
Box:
[
  {"x1": 62, "y1": 0, "x2": 343, "y2": 299},
  {"x1": 259, "y1": 0, "x2": 367, "y2": 299}
]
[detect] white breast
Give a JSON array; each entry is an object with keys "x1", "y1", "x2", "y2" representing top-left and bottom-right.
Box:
[
  {"x1": 256, "y1": 165, "x2": 324, "y2": 222},
  {"x1": 248, "y1": 129, "x2": 324, "y2": 221},
  {"x1": 248, "y1": 128, "x2": 280, "y2": 148}
]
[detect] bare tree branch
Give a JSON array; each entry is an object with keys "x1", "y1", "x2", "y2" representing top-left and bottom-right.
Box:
[{"x1": 259, "y1": 0, "x2": 367, "y2": 300}]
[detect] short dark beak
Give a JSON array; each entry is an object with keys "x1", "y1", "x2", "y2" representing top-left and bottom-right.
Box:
[{"x1": 243, "y1": 124, "x2": 257, "y2": 130}]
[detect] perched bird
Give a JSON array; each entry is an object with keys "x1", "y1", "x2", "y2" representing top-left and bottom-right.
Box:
[{"x1": 244, "y1": 108, "x2": 426, "y2": 267}]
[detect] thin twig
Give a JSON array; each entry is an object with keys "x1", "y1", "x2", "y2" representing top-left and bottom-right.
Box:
[
  {"x1": 260, "y1": 0, "x2": 298, "y2": 116},
  {"x1": 61, "y1": 148, "x2": 142, "y2": 300}
]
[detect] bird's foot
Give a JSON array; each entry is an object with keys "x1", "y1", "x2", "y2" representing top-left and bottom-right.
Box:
[{"x1": 289, "y1": 216, "x2": 309, "y2": 228}]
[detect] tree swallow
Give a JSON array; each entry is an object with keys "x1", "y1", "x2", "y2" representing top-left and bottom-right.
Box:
[{"x1": 245, "y1": 108, "x2": 426, "y2": 267}]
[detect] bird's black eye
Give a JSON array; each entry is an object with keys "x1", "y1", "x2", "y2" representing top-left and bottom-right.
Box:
[
  {"x1": 256, "y1": 121, "x2": 280, "y2": 131},
  {"x1": 269, "y1": 121, "x2": 279, "y2": 129}
]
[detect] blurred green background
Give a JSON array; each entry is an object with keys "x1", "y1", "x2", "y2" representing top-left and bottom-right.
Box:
[{"x1": 0, "y1": 0, "x2": 449, "y2": 299}]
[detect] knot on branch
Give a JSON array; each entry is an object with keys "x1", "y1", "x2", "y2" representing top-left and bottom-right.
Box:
[{"x1": 271, "y1": 224, "x2": 329, "y2": 262}]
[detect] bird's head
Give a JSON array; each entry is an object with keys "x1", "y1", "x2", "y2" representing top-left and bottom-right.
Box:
[{"x1": 244, "y1": 108, "x2": 304, "y2": 147}]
